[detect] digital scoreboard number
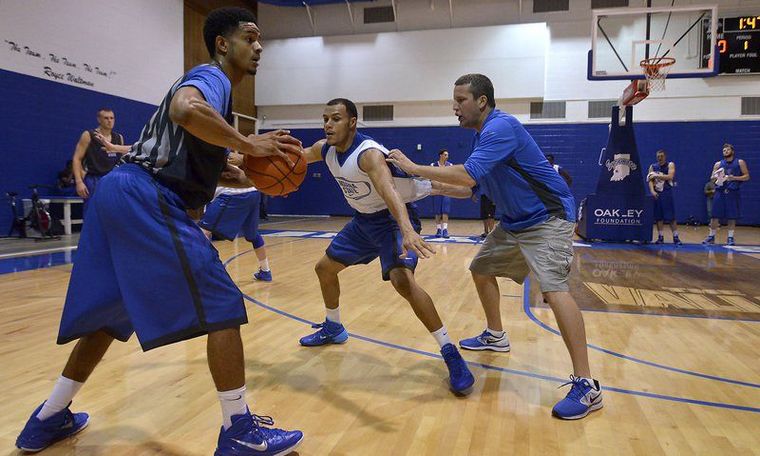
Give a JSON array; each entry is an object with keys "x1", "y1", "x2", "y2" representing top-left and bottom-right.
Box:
[{"x1": 704, "y1": 16, "x2": 760, "y2": 74}]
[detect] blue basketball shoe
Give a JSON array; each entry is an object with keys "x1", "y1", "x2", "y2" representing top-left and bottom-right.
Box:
[
  {"x1": 16, "y1": 402, "x2": 90, "y2": 452},
  {"x1": 727, "y1": 236, "x2": 736, "y2": 246},
  {"x1": 654, "y1": 235, "x2": 664, "y2": 244},
  {"x1": 435, "y1": 228, "x2": 442, "y2": 238},
  {"x1": 459, "y1": 330, "x2": 511, "y2": 352},
  {"x1": 552, "y1": 376, "x2": 603, "y2": 420},
  {"x1": 440, "y1": 343, "x2": 475, "y2": 394},
  {"x1": 441, "y1": 229, "x2": 450, "y2": 239},
  {"x1": 215, "y1": 411, "x2": 303, "y2": 456},
  {"x1": 299, "y1": 319, "x2": 348, "y2": 346},
  {"x1": 702, "y1": 235, "x2": 715, "y2": 245},
  {"x1": 253, "y1": 269, "x2": 273, "y2": 282},
  {"x1": 673, "y1": 235, "x2": 683, "y2": 245}
]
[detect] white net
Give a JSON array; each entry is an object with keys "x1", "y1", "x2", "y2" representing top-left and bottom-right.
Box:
[{"x1": 640, "y1": 57, "x2": 676, "y2": 92}]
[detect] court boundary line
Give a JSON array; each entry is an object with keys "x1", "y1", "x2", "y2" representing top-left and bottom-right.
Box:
[
  {"x1": 522, "y1": 278, "x2": 760, "y2": 389},
  {"x1": 224, "y1": 249, "x2": 760, "y2": 415}
]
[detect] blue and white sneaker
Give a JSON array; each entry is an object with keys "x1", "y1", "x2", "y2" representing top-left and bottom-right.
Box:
[
  {"x1": 552, "y1": 375, "x2": 603, "y2": 420},
  {"x1": 435, "y1": 228, "x2": 442, "y2": 238},
  {"x1": 440, "y1": 343, "x2": 475, "y2": 394},
  {"x1": 459, "y1": 330, "x2": 511, "y2": 352},
  {"x1": 654, "y1": 235, "x2": 664, "y2": 244},
  {"x1": 702, "y1": 235, "x2": 716, "y2": 245},
  {"x1": 726, "y1": 236, "x2": 736, "y2": 246},
  {"x1": 215, "y1": 410, "x2": 303, "y2": 456},
  {"x1": 441, "y1": 229, "x2": 450, "y2": 239},
  {"x1": 16, "y1": 402, "x2": 90, "y2": 452},
  {"x1": 299, "y1": 319, "x2": 349, "y2": 346},
  {"x1": 253, "y1": 269, "x2": 273, "y2": 282},
  {"x1": 673, "y1": 236, "x2": 683, "y2": 245}
]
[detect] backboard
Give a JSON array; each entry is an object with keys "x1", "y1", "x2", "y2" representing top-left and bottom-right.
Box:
[{"x1": 589, "y1": 5, "x2": 719, "y2": 81}]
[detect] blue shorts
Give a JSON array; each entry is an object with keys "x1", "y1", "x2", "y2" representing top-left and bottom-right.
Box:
[
  {"x1": 58, "y1": 164, "x2": 246, "y2": 351},
  {"x1": 83, "y1": 174, "x2": 103, "y2": 215},
  {"x1": 326, "y1": 205, "x2": 421, "y2": 281},
  {"x1": 432, "y1": 195, "x2": 451, "y2": 216},
  {"x1": 712, "y1": 189, "x2": 741, "y2": 220},
  {"x1": 653, "y1": 191, "x2": 675, "y2": 222},
  {"x1": 199, "y1": 191, "x2": 262, "y2": 243}
]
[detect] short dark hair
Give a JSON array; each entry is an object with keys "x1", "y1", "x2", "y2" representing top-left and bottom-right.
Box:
[
  {"x1": 326, "y1": 98, "x2": 358, "y2": 120},
  {"x1": 546, "y1": 154, "x2": 555, "y2": 161},
  {"x1": 204, "y1": 7, "x2": 257, "y2": 58},
  {"x1": 723, "y1": 143, "x2": 734, "y2": 152},
  {"x1": 656, "y1": 149, "x2": 666, "y2": 155},
  {"x1": 97, "y1": 108, "x2": 113, "y2": 115},
  {"x1": 438, "y1": 149, "x2": 448, "y2": 156},
  {"x1": 455, "y1": 73, "x2": 496, "y2": 108}
]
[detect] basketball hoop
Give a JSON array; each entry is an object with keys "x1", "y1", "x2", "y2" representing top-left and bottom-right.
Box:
[{"x1": 640, "y1": 57, "x2": 676, "y2": 92}]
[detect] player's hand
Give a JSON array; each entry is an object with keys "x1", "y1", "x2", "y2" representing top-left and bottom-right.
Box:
[
  {"x1": 76, "y1": 182, "x2": 89, "y2": 199},
  {"x1": 400, "y1": 230, "x2": 436, "y2": 260},
  {"x1": 92, "y1": 131, "x2": 116, "y2": 152},
  {"x1": 242, "y1": 130, "x2": 301, "y2": 167},
  {"x1": 386, "y1": 149, "x2": 417, "y2": 175}
]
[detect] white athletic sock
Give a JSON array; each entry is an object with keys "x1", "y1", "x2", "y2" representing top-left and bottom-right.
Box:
[
  {"x1": 431, "y1": 326, "x2": 452, "y2": 348},
  {"x1": 326, "y1": 307, "x2": 341, "y2": 324},
  {"x1": 37, "y1": 376, "x2": 83, "y2": 420},
  {"x1": 673, "y1": 231, "x2": 679, "y2": 237},
  {"x1": 728, "y1": 230, "x2": 735, "y2": 237},
  {"x1": 486, "y1": 328, "x2": 505, "y2": 338},
  {"x1": 259, "y1": 258, "x2": 270, "y2": 272},
  {"x1": 657, "y1": 229, "x2": 663, "y2": 236},
  {"x1": 443, "y1": 223, "x2": 448, "y2": 230},
  {"x1": 436, "y1": 223, "x2": 442, "y2": 230},
  {"x1": 709, "y1": 228, "x2": 716, "y2": 236},
  {"x1": 218, "y1": 386, "x2": 248, "y2": 430}
]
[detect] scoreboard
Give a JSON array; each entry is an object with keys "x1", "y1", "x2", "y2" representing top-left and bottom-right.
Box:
[{"x1": 706, "y1": 16, "x2": 760, "y2": 74}]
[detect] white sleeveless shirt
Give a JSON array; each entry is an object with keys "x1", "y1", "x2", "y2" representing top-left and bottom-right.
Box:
[{"x1": 323, "y1": 132, "x2": 432, "y2": 214}]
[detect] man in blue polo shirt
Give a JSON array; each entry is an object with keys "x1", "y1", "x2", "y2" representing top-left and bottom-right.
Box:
[{"x1": 388, "y1": 73, "x2": 602, "y2": 420}]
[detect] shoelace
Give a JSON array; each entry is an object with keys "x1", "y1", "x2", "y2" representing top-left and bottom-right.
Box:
[
  {"x1": 557, "y1": 375, "x2": 588, "y2": 401},
  {"x1": 251, "y1": 414, "x2": 274, "y2": 427},
  {"x1": 442, "y1": 348, "x2": 465, "y2": 376}
]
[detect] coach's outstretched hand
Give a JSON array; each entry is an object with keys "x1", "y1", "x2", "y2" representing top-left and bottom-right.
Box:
[
  {"x1": 386, "y1": 149, "x2": 418, "y2": 175},
  {"x1": 400, "y1": 230, "x2": 436, "y2": 260},
  {"x1": 242, "y1": 129, "x2": 301, "y2": 167}
]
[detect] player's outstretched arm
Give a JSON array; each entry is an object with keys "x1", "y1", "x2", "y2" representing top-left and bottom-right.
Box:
[
  {"x1": 387, "y1": 149, "x2": 476, "y2": 187},
  {"x1": 301, "y1": 140, "x2": 326, "y2": 164},
  {"x1": 169, "y1": 86, "x2": 301, "y2": 164},
  {"x1": 361, "y1": 149, "x2": 435, "y2": 259},
  {"x1": 430, "y1": 181, "x2": 472, "y2": 199}
]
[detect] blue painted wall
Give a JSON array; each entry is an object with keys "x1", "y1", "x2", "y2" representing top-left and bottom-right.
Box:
[
  {"x1": 267, "y1": 120, "x2": 760, "y2": 225},
  {"x1": 0, "y1": 69, "x2": 157, "y2": 232}
]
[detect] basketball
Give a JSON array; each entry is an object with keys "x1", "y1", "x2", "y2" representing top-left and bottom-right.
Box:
[{"x1": 242, "y1": 151, "x2": 307, "y2": 196}]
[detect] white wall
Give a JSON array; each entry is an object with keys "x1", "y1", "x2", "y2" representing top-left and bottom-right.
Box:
[
  {"x1": 0, "y1": 0, "x2": 183, "y2": 105},
  {"x1": 256, "y1": 0, "x2": 760, "y2": 128},
  {"x1": 255, "y1": 23, "x2": 548, "y2": 106}
]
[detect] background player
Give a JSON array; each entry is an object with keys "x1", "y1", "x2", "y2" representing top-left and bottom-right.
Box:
[
  {"x1": 297, "y1": 98, "x2": 475, "y2": 394},
  {"x1": 200, "y1": 151, "x2": 273, "y2": 281},
  {"x1": 647, "y1": 149, "x2": 682, "y2": 245},
  {"x1": 430, "y1": 149, "x2": 453, "y2": 238},
  {"x1": 703, "y1": 143, "x2": 751, "y2": 246}
]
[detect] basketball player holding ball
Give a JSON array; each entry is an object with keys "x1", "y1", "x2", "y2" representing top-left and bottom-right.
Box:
[
  {"x1": 16, "y1": 8, "x2": 303, "y2": 455},
  {"x1": 297, "y1": 98, "x2": 476, "y2": 394}
]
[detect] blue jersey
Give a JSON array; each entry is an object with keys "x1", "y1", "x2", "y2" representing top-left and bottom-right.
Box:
[
  {"x1": 124, "y1": 63, "x2": 233, "y2": 209},
  {"x1": 650, "y1": 161, "x2": 673, "y2": 194},
  {"x1": 719, "y1": 158, "x2": 743, "y2": 191},
  {"x1": 463, "y1": 109, "x2": 576, "y2": 231}
]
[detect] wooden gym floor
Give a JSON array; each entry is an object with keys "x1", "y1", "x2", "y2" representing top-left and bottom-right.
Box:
[{"x1": 1, "y1": 217, "x2": 759, "y2": 455}]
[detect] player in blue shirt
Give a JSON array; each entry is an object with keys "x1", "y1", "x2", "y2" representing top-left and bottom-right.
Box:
[
  {"x1": 647, "y1": 149, "x2": 682, "y2": 245},
  {"x1": 16, "y1": 8, "x2": 303, "y2": 455},
  {"x1": 703, "y1": 143, "x2": 751, "y2": 246},
  {"x1": 388, "y1": 73, "x2": 602, "y2": 420}
]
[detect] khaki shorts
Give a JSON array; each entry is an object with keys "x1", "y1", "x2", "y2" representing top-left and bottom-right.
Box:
[{"x1": 469, "y1": 217, "x2": 575, "y2": 292}]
